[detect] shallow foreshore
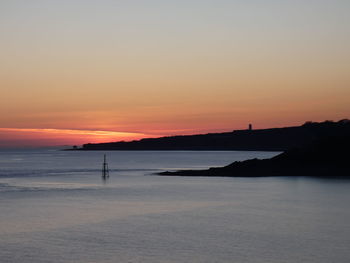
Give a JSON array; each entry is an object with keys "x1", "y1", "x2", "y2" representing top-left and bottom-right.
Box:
[{"x1": 157, "y1": 160, "x2": 348, "y2": 177}]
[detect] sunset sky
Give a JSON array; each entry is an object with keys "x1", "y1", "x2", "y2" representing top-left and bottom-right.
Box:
[{"x1": 1, "y1": 0, "x2": 349, "y2": 147}]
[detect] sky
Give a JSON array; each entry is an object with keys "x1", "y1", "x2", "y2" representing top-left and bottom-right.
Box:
[{"x1": 1, "y1": 0, "x2": 349, "y2": 147}]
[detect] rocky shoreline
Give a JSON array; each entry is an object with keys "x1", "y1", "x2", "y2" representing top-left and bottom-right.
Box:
[{"x1": 158, "y1": 135, "x2": 349, "y2": 177}]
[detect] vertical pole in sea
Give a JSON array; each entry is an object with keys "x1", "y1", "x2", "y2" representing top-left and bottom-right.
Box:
[{"x1": 102, "y1": 154, "x2": 109, "y2": 178}]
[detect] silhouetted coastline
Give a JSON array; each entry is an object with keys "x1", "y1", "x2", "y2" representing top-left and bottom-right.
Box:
[
  {"x1": 158, "y1": 135, "x2": 350, "y2": 177},
  {"x1": 68, "y1": 119, "x2": 350, "y2": 151}
]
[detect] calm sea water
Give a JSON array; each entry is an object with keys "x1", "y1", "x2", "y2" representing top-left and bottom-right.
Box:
[{"x1": 0, "y1": 150, "x2": 349, "y2": 263}]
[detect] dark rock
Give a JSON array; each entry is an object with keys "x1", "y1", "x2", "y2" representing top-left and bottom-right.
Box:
[{"x1": 158, "y1": 135, "x2": 350, "y2": 177}]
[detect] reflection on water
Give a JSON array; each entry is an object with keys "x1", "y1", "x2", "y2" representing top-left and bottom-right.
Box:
[
  {"x1": 0, "y1": 150, "x2": 350, "y2": 263},
  {"x1": 101, "y1": 175, "x2": 110, "y2": 185}
]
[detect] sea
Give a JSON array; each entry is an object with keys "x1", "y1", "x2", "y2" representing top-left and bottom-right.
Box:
[{"x1": 0, "y1": 150, "x2": 349, "y2": 263}]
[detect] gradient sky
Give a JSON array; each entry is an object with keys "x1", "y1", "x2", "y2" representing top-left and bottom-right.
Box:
[{"x1": 1, "y1": 0, "x2": 349, "y2": 147}]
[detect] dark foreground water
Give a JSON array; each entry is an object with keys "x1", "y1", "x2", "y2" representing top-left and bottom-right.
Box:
[{"x1": 0, "y1": 150, "x2": 349, "y2": 263}]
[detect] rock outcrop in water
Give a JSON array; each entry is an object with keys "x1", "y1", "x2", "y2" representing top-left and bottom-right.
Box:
[
  {"x1": 158, "y1": 135, "x2": 350, "y2": 177},
  {"x1": 70, "y1": 119, "x2": 350, "y2": 151}
]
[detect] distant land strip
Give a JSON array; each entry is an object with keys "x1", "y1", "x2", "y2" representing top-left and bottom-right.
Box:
[{"x1": 66, "y1": 119, "x2": 350, "y2": 151}]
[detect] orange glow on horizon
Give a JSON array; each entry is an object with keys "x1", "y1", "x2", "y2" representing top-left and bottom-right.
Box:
[{"x1": 0, "y1": 128, "x2": 161, "y2": 148}]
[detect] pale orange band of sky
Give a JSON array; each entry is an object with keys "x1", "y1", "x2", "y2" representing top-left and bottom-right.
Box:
[{"x1": 0, "y1": 128, "x2": 161, "y2": 148}]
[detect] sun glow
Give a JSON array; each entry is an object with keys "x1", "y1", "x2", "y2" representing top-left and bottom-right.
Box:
[{"x1": 0, "y1": 128, "x2": 158, "y2": 148}]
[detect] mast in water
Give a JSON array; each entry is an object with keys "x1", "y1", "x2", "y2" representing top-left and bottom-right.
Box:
[{"x1": 102, "y1": 154, "x2": 109, "y2": 178}]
